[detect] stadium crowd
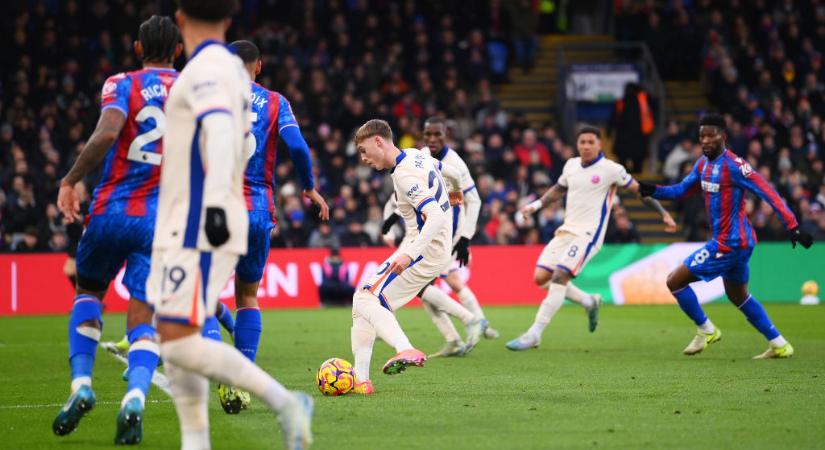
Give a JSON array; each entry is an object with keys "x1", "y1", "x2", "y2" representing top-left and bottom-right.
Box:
[{"x1": 1, "y1": 0, "x2": 824, "y2": 253}]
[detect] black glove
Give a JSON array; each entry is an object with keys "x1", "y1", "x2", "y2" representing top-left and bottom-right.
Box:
[
  {"x1": 638, "y1": 181, "x2": 657, "y2": 197},
  {"x1": 382, "y1": 213, "x2": 400, "y2": 235},
  {"x1": 204, "y1": 207, "x2": 230, "y2": 247},
  {"x1": 453, "y1": 236, "x2": 470, "y2": 267},
  {"x1": 788, "y1": 227, "x2": 813, "y2": 249}
]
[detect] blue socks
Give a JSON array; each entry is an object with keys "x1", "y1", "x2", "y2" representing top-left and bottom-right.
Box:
[
  {"x1": 671, "y1": 286, "x2": 708, "y2": 327},
  {"x1": 215, "y1": 302, "x2": 235, "y2": 335},
  {"x1": 739, "y1": 295, "x2": 781, "y2": 340},
  {"x1": 68, "y1": 295, "x2": 102, "y2": 391},
  {"x1": 202, "y1": 316, "x2": 222, "y2": 342},
  {"x1": 125, "y1": 323, "x2": 159, "y2": 406},
  {"x1": 235, "y1": 308, "x2": 262, "y2": 361}
]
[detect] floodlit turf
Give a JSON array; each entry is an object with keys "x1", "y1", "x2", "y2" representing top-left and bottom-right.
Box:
[{"x1": 1, "y1": 304, "x2": 824, "y2": 449}]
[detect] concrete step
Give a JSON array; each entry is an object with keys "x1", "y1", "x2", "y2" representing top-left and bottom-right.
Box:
[
  {"x1": 540, "y1": 34, "x2": 614, "y2": 45},
  {"x1": 670, "y1": 97, "x2": 710, "y2": 109},
  {"x1": 500, "y1": 98, "x2": 554, "y2": 109},
  {"x1": 665, "y1": 80, "x2": 702, "y2": 90}
]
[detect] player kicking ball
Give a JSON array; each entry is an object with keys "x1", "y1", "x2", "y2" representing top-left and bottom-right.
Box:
[
  {"x1": 52, "y1": 15, "x2": 181, "y2": 444},
  {"x1": 507, "y1": 126, "x2": 676, "y2": 351},
  {"x1": 204, "y1": 39, "x2": 329, "y2": 414},
  {"x1": 146, "y1": 1, "x2": 311, "y2": 449},
  {"x1": 383, "y1": 116, "x2": 497, "y2": 357},
  {"x1": 639, "y1": 114, "x2": 813, "y2": 358},
  {"x1": 350, "y1": 119, "x2": 465, "y2": 395}
]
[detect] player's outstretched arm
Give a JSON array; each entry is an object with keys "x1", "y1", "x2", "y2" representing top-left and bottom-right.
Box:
[
  {"x1": 638, "y1": 160, "x2": 702, "y2": 200},
  {"x1": 279, "y1": 120, "x2": 329, "y2": 220},
  {"x1": 520, "y1": 184, "x2": 567, "y2": 218},
  {"x1": 58, "y1": 108, "x2": 127, "y2": 222},
  {"x1": 731, "y1": 160, "x2": 813, "y2": 248},
  {"x1": 625, "y1": 179, "x2": 677, "y2": 233}
]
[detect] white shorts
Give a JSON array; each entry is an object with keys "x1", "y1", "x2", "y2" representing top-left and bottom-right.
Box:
[
  {"x1": 536, "y1": 232, "x2": 599, "y2": 277},
  {"x1": 438, "y1": 250, "x2": 473, "y2": 278},
  {"x1": 361, "y1": 249, "x2": 450, "y2": 311},
  {"x1": 147, "y1": 248, "x2": 238, "y2": 327}
]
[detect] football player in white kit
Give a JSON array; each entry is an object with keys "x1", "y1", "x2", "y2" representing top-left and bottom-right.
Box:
[
  {"x1": 349, "y1": 119, "x2": 471, "y2": 395},
  {"x1": 506, "y1": 125, "x2": 676, "y2": 351},
  {"x1": 383, "y1": 117, "x2": 498, "y2": 357},
  {"x1": 145, "y1": 1, "x2": 312, "y2": 449}
]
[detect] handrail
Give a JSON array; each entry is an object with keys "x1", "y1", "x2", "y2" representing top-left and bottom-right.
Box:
[{"x1": 555, "y1": 40, "x2": 666, "y2": 165}]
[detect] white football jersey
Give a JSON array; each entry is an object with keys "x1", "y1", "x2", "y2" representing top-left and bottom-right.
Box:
[
  {"x1": 153, "y1": 41, "x2": 251, "y2": 254},
  {"x1": 427, "y1": 147, "x2": 477, "y2": 243},
  {"x1": 556, "y1": 154, "x2": 632, "y2": 246},
  {"x1": 392, "y1": 148, "x2": 454, "y2": 261}
]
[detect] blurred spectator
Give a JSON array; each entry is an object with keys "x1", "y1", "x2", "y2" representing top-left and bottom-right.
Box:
[
  {"x1": 318, "y1": 247, "x2": 355, "y2": 307},
  {"x1": 608, "y1": 82, "x2": 655, "y2": 174}
]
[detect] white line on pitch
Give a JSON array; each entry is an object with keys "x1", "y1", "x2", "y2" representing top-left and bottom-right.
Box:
[{"x1": 0, "y1": 399, "x2": 172, "y2": 410}]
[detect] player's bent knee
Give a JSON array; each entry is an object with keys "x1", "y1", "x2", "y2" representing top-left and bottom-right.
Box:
[
  {"x1": 551, "y1": 267, "x2": 572, "y2": 285},
  {"x1": 76, "y1": 274, "x2": 109, "y2": 296},
  {"x1": 533, "y1": 269, "x2": 551, "y2": 286},
  {"x1": 666, "y1": 271, "x2": 683, "y2": 292}
]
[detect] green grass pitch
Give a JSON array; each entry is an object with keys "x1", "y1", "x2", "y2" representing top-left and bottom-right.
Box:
[{"x1": 1, "y1": 304, "x2": 823, "y2": 449}]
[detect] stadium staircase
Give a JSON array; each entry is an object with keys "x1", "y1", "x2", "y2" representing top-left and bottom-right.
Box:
[
  {"x1": 495, "y1": 34, "x2": 689, "y2": 243},
  {"x1": 495, "y1": 35, "x2": 615, "y2": 130}
]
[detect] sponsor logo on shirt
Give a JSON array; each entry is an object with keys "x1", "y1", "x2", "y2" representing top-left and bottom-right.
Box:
[
  {"x1": 701, "y1": 181, "x2": 720, "y2": 193},
  {"x1": 591, "y1": 175, "x2": 600, "y2": 184},
  {"x1": 406, "y1": 184, "x2": 420, "y2": 199}
]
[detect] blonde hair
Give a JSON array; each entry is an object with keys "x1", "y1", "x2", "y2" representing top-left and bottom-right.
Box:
[{"x1": 354, "y1": 119, "x2": 393, "y2": 144}]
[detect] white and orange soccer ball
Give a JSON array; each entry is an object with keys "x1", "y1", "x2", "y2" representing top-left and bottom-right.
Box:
[{"x1": 316, "y1": 357, "x2": 355, "y2": 396}]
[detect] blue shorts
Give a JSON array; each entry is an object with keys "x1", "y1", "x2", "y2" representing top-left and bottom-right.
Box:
[
  {"x1": 75, "y1": 214, "x2": 154, "y2": 301},
  {"x1": 235, "y1": 210, "x2": 274, "y2": 283},
  {"x1": 684, "y1": 241, "x2": 752, "y2": 285}
]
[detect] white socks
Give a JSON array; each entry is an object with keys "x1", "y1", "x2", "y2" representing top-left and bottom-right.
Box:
[
  {"x1": 420, "y1": 285, "x2": 476, "y2": 324},
  {"x1": 769, "y1": 335, "x2": 788, "y2": 347},
  {"x1": 698, "y1": 319, "x2": 716, "y2": 334},
  {"x1": 351, "y1": 316, "x2": 376, "y2": 382},
  {"x1": 71, "y1": 376, "x2": 91, "y2": 394},
  {"x1": 352, "y1": 292, "x2": 413, "y2": 353},
  {"x1": 456, "y1": 287, "x2": 485, "y2": 319},
  {"x1": 121, "y1": 388, "x2": 146, "y2": 408},
  {"x1": 422, "y1": 301, "x2": 461, "y2": 342},
  {"x1": 164, "y1": 361, "x2": 210, "y2": 450},
  {"x1": 527, "y1": 283, "x2": 567, "y2": 337},
  {"x1": 160, "y1": 333, "x2": 292, "y2": 413},
  {"x1": 565, "y1": 283, "x2": 595, "y2": 309}
]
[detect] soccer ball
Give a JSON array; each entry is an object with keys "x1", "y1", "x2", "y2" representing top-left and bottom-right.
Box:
[{"x1": 316, "y1": 357, "x2": 355, "y2": 396}]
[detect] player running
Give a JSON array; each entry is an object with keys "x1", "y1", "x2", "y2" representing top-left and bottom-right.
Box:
[
  {"x1": 639, "y1": 114, "x2": 813, "y2": 358},
  {"x1": 350, "y1": 119, "x2": 467, "y2": 395},
  {"x1": 383, "y1": 116, "x2": 498, "y2": 357},
  {"x1": 507, "y1": 125, "x2": 676, "y2": 351},
  {"x1": 52, "y1": 15, "x2": 181, "y2": 444},
  {"x1": 146, "y1": 2, "x2": 312, "y2": 449},
  {"x1": 207, "y1": 39, "x2": 329, "y2": 414}
]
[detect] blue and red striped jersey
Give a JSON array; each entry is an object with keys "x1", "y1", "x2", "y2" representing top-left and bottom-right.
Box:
[
  {"x1": 89, "y1": 68, "x2": 178, "y2": 217},
  {"x1": 244, "y1": 82, "x2": 309, "y2": 219},
  {"x1": 654, "y1": 149, "x2": 798, "y2": 251}
]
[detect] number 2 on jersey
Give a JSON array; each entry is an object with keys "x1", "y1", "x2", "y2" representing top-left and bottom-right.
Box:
[{"x1": 127, "y1": 105, "x2": 165, "y2": 166}]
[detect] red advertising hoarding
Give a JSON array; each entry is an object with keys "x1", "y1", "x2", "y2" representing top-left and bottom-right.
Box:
[{"x1": 0, "y1": 247, "x2": 547, "y2": 316}]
